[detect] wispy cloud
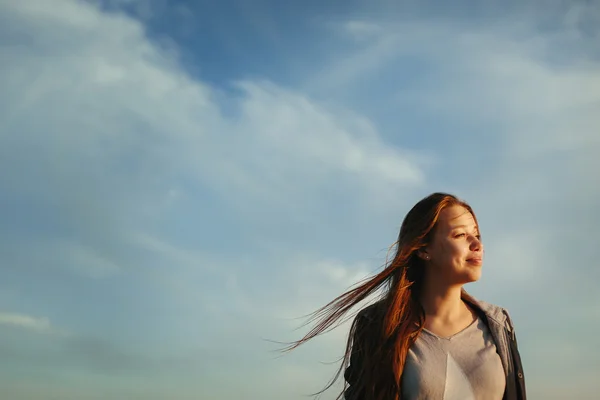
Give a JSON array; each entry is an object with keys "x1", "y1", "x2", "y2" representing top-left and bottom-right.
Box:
[
  {"x1": 0, "y1": 313, "x2": 50, "y2": 332},
  {"x1": 0, "y1": 312, "x2": 65, "y2": 336},
  {"x1": 0, "y1": 0, "x2": 426, "y2": 229},
  {"x1": 338, "y1": 20, "x2": 384, "y2": 41}
]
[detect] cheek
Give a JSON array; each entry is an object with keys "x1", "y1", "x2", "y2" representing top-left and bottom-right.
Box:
[
  {"x1": 439, "y1": 241, "x2": 463, "y2": 256},
  {"x1": 439, "y1": 242, "x2": 467, "y2": 265}
]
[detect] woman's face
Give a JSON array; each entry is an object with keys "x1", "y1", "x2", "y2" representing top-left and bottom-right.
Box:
[{"x1": 423, "y1": 205, "x2": 484, "y2": 285}]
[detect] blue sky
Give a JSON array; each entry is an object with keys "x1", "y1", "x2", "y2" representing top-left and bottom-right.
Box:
[{"x1": 0, "y1": 0, "x2": 599, "y2": 398}]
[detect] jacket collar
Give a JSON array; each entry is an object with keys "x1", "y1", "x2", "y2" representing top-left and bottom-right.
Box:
[
  {"x1": 461, "y1": 289, "x2": 514, "y2": 333},
  {"x1": 361, "y1": 289, "x2": 515, "y2": 332}
]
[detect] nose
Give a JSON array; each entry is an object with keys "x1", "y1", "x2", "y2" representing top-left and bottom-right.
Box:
[{"x1": 470, "y1": 235, "x2": 483, "y2": 252}]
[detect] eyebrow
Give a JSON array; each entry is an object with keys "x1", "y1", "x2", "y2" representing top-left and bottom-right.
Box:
[{"x1": 450, "y1": 224, "x2": 479, "y2": 231}]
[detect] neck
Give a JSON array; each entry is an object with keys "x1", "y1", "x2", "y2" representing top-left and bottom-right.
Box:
[{"x1": 418, "y1": 279, "x2": 466, "y2": 322}]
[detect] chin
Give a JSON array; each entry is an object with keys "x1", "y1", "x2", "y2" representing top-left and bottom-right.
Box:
[
  {"x1": 460, "y1": 269, "x2": 482, "y2": 284},
  {"x1": 468, "y1": 270, "x2": 482, "y2": 282}
]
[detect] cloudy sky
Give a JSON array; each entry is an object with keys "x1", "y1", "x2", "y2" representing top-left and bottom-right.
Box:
[{"x1": 0, "y1": 0, "x2": 599, "y2": 399}]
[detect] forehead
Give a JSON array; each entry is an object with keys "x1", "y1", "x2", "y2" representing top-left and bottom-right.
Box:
[{"x1": 437, "y1": 205, "x2": 477, "y2": 231}]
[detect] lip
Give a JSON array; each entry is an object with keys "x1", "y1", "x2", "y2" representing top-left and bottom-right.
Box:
[{"x1": 466, "y1": 258, "x2": 483, "y2": 264}]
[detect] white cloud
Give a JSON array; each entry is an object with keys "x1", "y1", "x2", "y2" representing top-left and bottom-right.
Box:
[
  {"x1": 0, "y1": 0, "x2": 426, "y2": 241},
  {"x1": 0, "y1": 312, "x2": 62, "y2": 335},
  {"x1": 341, "y1": 20, "x2": 384, "y2": 41},
  {"x1": 62, "y1": 240, "x2": 122, "y2": 278},
  {"x1": 229, "y1": 81, "x2": 426, "y2": 205}
]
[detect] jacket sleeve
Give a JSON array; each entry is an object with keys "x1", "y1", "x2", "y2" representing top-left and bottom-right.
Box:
[
  {"x1": 343, "y1": 311, "x2": 370, "y2": 400},
  {"x1": 509, "y1": 329, "x2": 527, "y2": 399},
  {"x1": 505, "y1": 309, "x2": 527, "y2": 400}
]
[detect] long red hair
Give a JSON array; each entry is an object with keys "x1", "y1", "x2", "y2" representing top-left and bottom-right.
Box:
[{"x1": 284, "y1": 192, "x2": 478, "y2": 400}]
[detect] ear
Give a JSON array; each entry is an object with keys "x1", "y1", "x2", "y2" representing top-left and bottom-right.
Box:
[{"x1": 417, "y1": 249, "x2": 430, "y2": 261}]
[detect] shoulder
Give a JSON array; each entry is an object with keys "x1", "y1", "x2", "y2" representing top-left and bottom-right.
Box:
[
  {"x1": 355, "y1": 300, "x2": 384, "y2": 321},
  {"x1": 349, "y1": 301, "x2": 384, "y2": 351},
  {"x1": 462, "y1": 290, "x2": 515, "y2": 330},
  {"x1": 351, "y1": 300, "x2": 385, "y2": 335}
]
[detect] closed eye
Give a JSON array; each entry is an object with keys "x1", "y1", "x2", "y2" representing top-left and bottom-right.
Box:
[{"x1": 454, "y1": 233, "x2": 481, "y2": 240}]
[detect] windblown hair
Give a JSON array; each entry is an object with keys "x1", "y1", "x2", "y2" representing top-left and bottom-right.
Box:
[{"x1": 284, "y1": 192, "x2": 477, "y2": 400}]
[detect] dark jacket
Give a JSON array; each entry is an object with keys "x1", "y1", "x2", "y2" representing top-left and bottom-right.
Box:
[{"x1": 344, "y1": 291, "x2": 526, "y2": 400}]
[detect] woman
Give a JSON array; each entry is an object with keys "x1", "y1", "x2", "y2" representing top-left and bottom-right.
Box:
[{"x1": 287, "y1": 193, "x2": 526, "y2": 400}]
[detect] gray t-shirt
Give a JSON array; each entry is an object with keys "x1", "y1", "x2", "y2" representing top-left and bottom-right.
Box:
[{"x1": 402, "y1": 317, "x2": 506, "y2": 400}]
